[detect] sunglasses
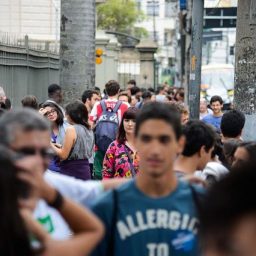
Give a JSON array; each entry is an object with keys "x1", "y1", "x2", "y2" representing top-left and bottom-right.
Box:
[
  {"x1": 139, "y1": 134, "x2": 172, "y2": 144},
  {"x1": 14, "y1": 147, "x2": 55, "y2": 159}
]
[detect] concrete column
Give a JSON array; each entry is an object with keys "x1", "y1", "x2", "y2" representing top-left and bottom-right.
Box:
[
  {"x1": 136, "y1": 40, "x2": 158, "y2": 88},
  {"x1": 95, "y1": 30, "x2": 110, "y2": 90},
  {"x1": 95, "y1": 31, "x2": 120, "y2": 91},
  {"x1": 234, "y1": 0, "x2": 256, "y2": 140}
]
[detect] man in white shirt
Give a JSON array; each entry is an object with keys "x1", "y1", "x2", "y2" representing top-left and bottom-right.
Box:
[{"x1": 0, "y1": 108, "x2": 125, "y2": 239}]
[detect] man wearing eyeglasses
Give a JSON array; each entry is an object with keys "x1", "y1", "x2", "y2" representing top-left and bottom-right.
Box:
[
  {"x1": 0, "y1": 109, "x2": 125, "y2": 240},
  {"x1": 91, "y1": 102, "x2": 202, "y2": 256}
]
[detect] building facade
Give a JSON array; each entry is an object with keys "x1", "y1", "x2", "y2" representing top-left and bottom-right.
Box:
[
  {"x1": 0, "y1": 0, "x2": 60, "y2": 41},
  {"x1": 135, "y1": 0, "x2": 178, "y2": 85}
]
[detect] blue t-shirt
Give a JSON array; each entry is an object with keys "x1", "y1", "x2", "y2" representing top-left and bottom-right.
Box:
[
  {"x1": 202, "y1": 114, "x2": 222, "y2": 131},
  {"x1": 91, "y1": 180, "x2": 202, "y2": 256}
]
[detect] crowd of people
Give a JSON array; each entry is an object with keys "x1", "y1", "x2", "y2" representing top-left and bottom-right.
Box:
[{"x1": 0, "y1": 79, "x2": 255, "y2": 256}]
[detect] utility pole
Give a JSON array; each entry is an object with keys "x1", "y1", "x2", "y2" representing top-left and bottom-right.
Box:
[
  {"x1": 188, "y1": 0, "x2": 204, "y2": 119},
  {"x1": 184, "y1": 0, "x2": 192, "y2": 104},
  {"x1": 60, "y1": 0, "x2": 96, "y2": 103},
  {"x1": 179, "y1": 11, "x2": 186, "y2": 87},
  {"x1": 234, "y1": 0, "x2": 256, "y2": 140}
]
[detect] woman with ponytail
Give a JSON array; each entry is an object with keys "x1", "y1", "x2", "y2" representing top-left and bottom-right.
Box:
[{"x1": 51, "y1": 100, "x2": 94, "y2": 180}]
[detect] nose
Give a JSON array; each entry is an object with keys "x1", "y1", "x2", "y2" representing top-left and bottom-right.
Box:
[{"x1": 149, "y1": 140, "x2": 163, "y2": 155}]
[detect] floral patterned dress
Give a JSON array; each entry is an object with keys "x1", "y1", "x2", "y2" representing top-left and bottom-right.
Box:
[{"x1": 102, "y1": 140, "x2": 139, "y2": 179}]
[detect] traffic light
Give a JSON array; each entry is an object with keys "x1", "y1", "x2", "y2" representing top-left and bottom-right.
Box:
[{"x1": 95, "y1": 48, "x2": 103, "y2": 64}]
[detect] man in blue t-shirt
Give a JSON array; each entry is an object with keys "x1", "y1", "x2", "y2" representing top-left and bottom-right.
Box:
[
  {"x1": 202, "y1": 95, "x2": 223, "y2": 132},
  {"x1": 91, "y1": 102, "x2": 202, "y2": 256}
]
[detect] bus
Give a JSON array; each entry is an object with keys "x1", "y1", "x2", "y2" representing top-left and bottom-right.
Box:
[{"x1": 201, "y1": 64, "x2": 234, "y2": 105}]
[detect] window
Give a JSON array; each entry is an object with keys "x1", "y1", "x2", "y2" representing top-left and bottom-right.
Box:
[
  {"x1": 165, "y1": 1, "x2": 176, "y2": 18},
  {"x1": 136, "y1": 0, "x2": 142, "y2": 11},
  {"x1": 147, "y1": 0, "x2": 159, "y2": 16},
  {"x1": 164, "y1": 30, "x2": 174, "y2": 45}
]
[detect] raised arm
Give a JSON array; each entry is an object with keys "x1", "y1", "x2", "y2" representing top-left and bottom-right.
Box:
[
  {"x1": 16, "y1": 156, "x2": 104, "y2": 256},
  {"x1": 45, "y1": 191, "x2": 105, "y2": 256},
  {"x1": 51, "y1": 126, "x2": 76, "y2": 160}
]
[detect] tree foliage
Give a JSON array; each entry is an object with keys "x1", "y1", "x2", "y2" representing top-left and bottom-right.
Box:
[{"x1": 97, "y1": 0, "x2": 147, "y2": 38}]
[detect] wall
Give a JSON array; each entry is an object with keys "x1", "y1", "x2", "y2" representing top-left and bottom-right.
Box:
[
  {"x1": 0, "y1": 32, "x2": 121, "y2": 106},
  {"x1": 0, "y1": 0, "x2": 60, "y2": 41},
  {"x1": 0, "y1": 43, "x2": 59, "y2": 107}
]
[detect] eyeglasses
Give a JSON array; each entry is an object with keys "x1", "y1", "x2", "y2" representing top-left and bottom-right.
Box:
[
  {"x1": 14, "y1": 147, "x2": 55, "y2": 159},
  {"x1": 44, "y1": 109, "x2": 57, "y2": 117}
]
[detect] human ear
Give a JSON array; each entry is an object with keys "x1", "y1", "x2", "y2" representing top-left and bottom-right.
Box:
[
  {"x1": 177, "y1": 135, "x2": 186, "y2": 154},
  {"x1": 199, "y1": 146, "x2": 206, "y2": 158}
]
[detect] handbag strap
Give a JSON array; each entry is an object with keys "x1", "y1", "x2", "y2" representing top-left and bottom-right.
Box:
[{"x1": 124, "y1": 144, "x2": 137, "y2": 177}]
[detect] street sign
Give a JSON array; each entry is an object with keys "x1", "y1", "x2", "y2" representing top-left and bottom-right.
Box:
[
  {"x1": 180, "y1": 0, "x2": 186, "y2": 10},
  {"x1": 204, "y1": 7, "x2": 237, "y2": 28}
]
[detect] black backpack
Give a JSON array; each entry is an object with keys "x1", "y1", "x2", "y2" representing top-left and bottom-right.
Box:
[{"x1": 95, "y1": 100, "x2": 122, "y2": 152}]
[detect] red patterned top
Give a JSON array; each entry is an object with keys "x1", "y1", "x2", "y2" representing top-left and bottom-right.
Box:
[{"x1": 102, "y1": 140, "x2": 139, "y2": 179}]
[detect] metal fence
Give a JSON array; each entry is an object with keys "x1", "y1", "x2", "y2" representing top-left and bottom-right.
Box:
[
  {"x1": 117, "y1": 60, "x2": 140, "y2": 88},
  {"x1": 0, "y1": 32, "x2": 60, "y2": 107}
]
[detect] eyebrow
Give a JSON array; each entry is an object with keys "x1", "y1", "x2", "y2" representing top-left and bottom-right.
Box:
[{"x1": 139, "y1": 134, "x2": 171, "y2": 137}]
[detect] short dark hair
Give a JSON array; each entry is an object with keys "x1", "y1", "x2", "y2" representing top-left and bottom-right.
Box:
[
  {"x1": 176, "y1": 91, "x2": 184, "y2": 99},
  {"x1": 93, "y1": 86, "x2": 101, "y2": 94},
  {"x1": 81, "y1": 90, "x2": 99, "y2": 104},
  {"x1": 156, "y1": 86, "x2": 164, "y2": 94},
  {"x1": 148, "y1": 87, "x2": 155, "y2": 93},
  {"x1": 211, "y1": 133, "x2": 224, "y2": 160},
  {"x1": 4, "y1": 98, "x2": 11, "y2": 110},
  {"x1": 199, "y1": 167, "x2": 256, "y2": 254},
  {"x1": 135, "y1": 102, "x2": 182, "y2": 140},
  {"x1": 0, "y1": 102, "x2": 7, "y2": 109},
  {"x1": 223, "y1": 139, "x2": 241, "y2": 168},
  {"x1": 127, "y1": 79, "x2": 136, "y2": 86},
  {"x1": 105, "y1": 80, "x2": 120, "y2": 96},
  {"x1": 42, "y1": 101, "x2": 64, "y2": 126},
  {"x1": 65, "y1": 100, "x2": 90, "y2": 129},
  {"x1": 142, "y1": 91, "x2": 152, "y2": 100},
  {"x1": 118, "y1": 92, "x2": 131, "y2": 104},
  {"x1": 0, "y1": 99, "x2": 11, "y2": 110},
  {"x1": 117, "y1": 107, "x2": 139, "y2": 144},
  {"x1": 210, "y1": 95, "x2": 223, "y2": 105},
  {"x1": 182, "y1": 120, "x2": 216, "y2": 157},
  {"x1": 48, "y1": 83, "x2": 61, "y2": 96},
  {"x1": 0, "y1": 109, "x2": 50, "y2": 146},
  {"x1": 21, "y1": 95, "x2": 39, "y2": 110},
  {"x1": 237, "y1": 142, "x2": 256, "y2": 167},
  {"x1": 130, "y1": 86, "x2": 141, "y2": 96},
  {"x1": 221, "y1": 109, "x2": 245, "y2": 138}
]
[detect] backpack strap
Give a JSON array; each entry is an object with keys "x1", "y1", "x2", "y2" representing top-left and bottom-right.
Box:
[
  {"x1": 113, "y1": 100, "x2": 122, "y2": 113},
  {"x1": 100, "y1": 100, "x2": 107, "y2": 112},
  {"x1": 189, "y1": 184, "x2": 203, "y2": 213},
  {"x1": 108, "y1": 189, "x2": 118, "y2": 256}
]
